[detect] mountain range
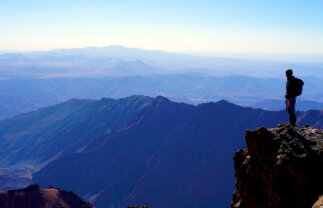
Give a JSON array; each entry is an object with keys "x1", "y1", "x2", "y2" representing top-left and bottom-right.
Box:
[
  {"x1": 2, "y1": 45, "x2": 323, "y2": 78},
  {"x1": 0, "y1": 93, "x2": 48, "y2": 120},
  {"x1": 1, "y1": 74, "x2": 322, "y2": 120},
  {"x1": 0, "y1": 96, "x2": 152, "y2": 169},
  {"x1": 32, "y1": 96, "x2": 321, "y2": 208},
  {"x1": 0, "y1": 95, "x2": 320, "y2": 207},
  {"x1": 1, "y1": 46, "x2": 323, "y2": 120}
]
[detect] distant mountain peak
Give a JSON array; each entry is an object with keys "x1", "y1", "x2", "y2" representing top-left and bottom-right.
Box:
[
  {"x1": 154, "y1": 95, "x2": 170, "y2": 102},
  {"x1": 107, "y1": 45, "x2": 126, "y2": 48},
  {"x1": 151, "y1": 95, "x2": 173, "y2": 107},
  {"x1": 197, "y1": 99, "x2": 241, "y2": 111},
  {"x1": 215, "y1": 99, "x2": 232, "y2": 105}
]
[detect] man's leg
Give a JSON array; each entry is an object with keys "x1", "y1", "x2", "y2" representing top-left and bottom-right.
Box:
[
  {"x1": 290, "y1": 113, "x2": 296, "y2": 127},
  {"x1": 289, "y1": 98, "x2": 296, "y2": 127}
]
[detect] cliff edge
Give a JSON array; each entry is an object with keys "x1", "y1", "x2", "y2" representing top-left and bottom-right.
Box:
[
  {"x1": 0, "y1": 184, "x2": 94, "y2": 208},
  {"x1": 232, "y1": 123, "x2": 322, "y2": 208}
]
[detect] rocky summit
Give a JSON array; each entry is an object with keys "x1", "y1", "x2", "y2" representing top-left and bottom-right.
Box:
[
  {"x1": 0, "y1": 184, "x2": 93, "y2": 208},
  {"x1": 312, "y1": 196, "x2": 323, "y2": 208},
  {"x1": 232, "y1": 123, "x2": 323, "y2": 208}
]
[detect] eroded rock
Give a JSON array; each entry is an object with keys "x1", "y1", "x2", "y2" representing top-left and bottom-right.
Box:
[
  {"x1": 0, "y1": 184, "x2": 94, "y2": 208},
  {"x1": 232, "y1": 123, "x2": 323, "y2": 208}
]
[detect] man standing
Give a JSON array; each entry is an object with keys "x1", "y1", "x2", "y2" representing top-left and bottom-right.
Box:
[{"x1": 285, "y1": 69, "x2": 304, "y2": 127}]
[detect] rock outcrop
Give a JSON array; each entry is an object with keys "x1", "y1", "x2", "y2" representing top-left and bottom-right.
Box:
[
  {"x1": 232, "y1": 123, "x2": 323, "y2": 208},
  {"x1": 0, "y1": 184, "x2": 94, "y2": 208},
  {"x1": 312, "y1": 196, "x2": 323, "y2": 208}
]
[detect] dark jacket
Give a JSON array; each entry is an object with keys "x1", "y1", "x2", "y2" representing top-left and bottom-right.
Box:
[{"x1": 285, "y1": 76, "x2": 296, "y2": 99}]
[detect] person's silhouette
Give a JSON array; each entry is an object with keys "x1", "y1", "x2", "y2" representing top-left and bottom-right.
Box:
[{"x1": 285, "y1": 69, "x2": 297, "y2": 126}]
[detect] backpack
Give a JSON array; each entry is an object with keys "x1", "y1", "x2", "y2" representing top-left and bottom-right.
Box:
[{"x1": 292, "y1": 77, "x2": 304, "y2": 96}]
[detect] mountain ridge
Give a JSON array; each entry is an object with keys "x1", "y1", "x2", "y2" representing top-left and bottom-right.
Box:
[
  {"x1": 0, "y1": 184, "x2": 94, "y2": 208},
  {"x1": 0, "y1": 95, "x2": 321, "y2": 207},
  {"x1": 32, "y1": 96, "x2": 322, "y2": 208},
  {"x1": 0, "y1": 96, "x2": 152, "y2": 169}
]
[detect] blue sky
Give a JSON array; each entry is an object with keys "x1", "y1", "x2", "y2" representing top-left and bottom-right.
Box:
[{"x1": 1, "y1": 0, "x2": 323, "y2": 55}]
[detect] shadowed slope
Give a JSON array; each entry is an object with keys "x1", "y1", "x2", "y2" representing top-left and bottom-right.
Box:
[
  {"x1": 34, "y1": 97, "x2": 307, "y2": 208},
  {"x1": 0, "y1": 95, "x2": 152, "y2": 168}
]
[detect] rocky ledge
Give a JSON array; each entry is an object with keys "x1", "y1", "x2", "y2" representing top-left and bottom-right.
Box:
[
  {"x1": 232, "y1": 123, "x2": 322, "y2": 208},
  {"x1": 0, "y1": 184, "x2": 94, "y2": 208}
]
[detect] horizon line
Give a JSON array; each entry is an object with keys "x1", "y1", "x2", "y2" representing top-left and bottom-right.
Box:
[{"x1": 1, "y1": 45, "x2": 323, "y2": 63}]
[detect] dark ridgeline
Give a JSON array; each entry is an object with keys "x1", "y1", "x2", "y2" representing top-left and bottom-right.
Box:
[
  {"x1": 33, "y1": 96, "x2": 321, "y2": 208},
  {"x1": 0, "y1": 184, "x2": 93, "y2": 208}
]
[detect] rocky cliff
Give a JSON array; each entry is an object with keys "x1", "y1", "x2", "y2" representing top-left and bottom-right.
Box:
[
  {"x1": 232, "y1": 123, "x2": 323, "y2": 208},
  {"x1": 312, "y1": 196, "x2": 323, "y2": 208},
  {"x1": 0, "y1": 184, "x2": 93, "y2": 208}
]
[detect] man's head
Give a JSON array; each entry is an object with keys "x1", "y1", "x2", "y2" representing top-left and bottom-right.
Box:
[{"x1": 285, "y1": 69, "x2": 293, "y2": 78}]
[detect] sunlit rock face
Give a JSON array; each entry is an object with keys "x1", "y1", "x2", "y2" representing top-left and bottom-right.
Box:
[
  {"x1": 0, "y1": 184, "x2": 94, "y2": 208},
  {"x1": 312, "y1": 196, "x2": 323, "y2": 208}
]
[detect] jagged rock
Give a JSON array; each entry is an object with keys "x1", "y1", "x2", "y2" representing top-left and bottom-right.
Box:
[
  {"x1": 0, "y1": 184, "x2": 94, "y2": 208},
  {"x1": 231, "y1": 123, "x2": 323, "y2": 208},
  {"x1": 312, "y1": 196, "x2": 323, "y2": 208}
]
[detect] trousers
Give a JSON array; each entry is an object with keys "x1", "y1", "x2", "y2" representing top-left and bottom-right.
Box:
[{"x1": 286, "y1": 98, "x2": 296, "y2": 126}]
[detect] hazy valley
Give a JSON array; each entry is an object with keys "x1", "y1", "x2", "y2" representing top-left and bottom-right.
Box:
[{"x1": 1, "y1": 46, "x2": 323, "y2": 120}]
